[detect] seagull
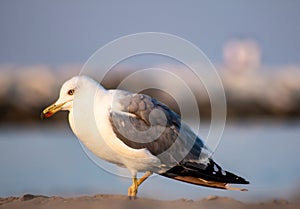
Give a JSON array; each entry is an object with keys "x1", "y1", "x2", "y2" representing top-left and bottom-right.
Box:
[{"x1": 41, "y1": 75, "x2": 249, "y2": 199}]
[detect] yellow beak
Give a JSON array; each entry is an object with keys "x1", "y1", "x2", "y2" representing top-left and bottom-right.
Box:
[{"x1": 41, "y1": 102, "x2": 66, "y2": 119}]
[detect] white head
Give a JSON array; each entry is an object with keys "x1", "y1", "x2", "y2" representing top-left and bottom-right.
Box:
[{"x1": 41, "y1": 75, "x2": 101, "y2": 119}]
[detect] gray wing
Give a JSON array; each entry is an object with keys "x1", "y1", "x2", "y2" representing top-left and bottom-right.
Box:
[{"x1": 109, "y1": 90, "x2": 210, "y2": 170}]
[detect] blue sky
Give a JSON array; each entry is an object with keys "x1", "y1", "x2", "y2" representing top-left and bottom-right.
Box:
[{"x1": 0, "y1": 0, "x2": 299, "y2": 65}]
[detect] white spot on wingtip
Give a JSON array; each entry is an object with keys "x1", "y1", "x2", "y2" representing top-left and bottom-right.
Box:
[{"x1": 221, "y1": 169, "x2": 226, "y2": 176}]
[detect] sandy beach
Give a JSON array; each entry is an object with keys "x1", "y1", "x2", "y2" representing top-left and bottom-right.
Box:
[{"x1": 0, "y1": 194, "x2": 298, "y2": 209}]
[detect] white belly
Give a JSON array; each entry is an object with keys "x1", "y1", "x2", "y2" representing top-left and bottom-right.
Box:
[
  {"x1": 68, "y1": 92, "x2": 160, "y2": 174},
  {"x1": 68, "y1": 109, "x2": 121, "y2": 165}
]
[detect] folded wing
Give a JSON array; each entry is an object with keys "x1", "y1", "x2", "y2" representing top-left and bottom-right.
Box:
[{"x1": 109, "y1": 90, "x2": 249, "y2": 189}]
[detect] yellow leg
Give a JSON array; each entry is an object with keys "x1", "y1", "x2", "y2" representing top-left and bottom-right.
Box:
[
  {"x1": 128, "y1": 176, "x2": 138, "y2": 199},
  {"x1": 137, "y1": 171, "x2": 152, "y2": 186},
  {"x1": 127, "y1": 171, "x2": 153, "y2": 199}
]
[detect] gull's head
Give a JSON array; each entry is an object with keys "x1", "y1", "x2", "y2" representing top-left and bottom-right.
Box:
[
  {"x1": 41, "y1": 76, "x2": 79, "y2": 119},
  {"x1": 42, "y1": 75, "x2": 104, "y2": 119}
]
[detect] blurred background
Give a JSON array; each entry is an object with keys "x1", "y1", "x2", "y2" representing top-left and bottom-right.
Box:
[{"x1": 0, "y1": 0, "x2": 300, "y2": 202}]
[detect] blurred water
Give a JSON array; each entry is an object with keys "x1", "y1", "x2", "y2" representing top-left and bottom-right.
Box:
[{"x1": 0, "y1": 121, "x2": 299, "y2": 202}]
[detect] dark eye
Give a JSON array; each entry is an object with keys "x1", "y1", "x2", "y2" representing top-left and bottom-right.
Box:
[{"x1": 67, "y1": 89, "x2": 75, "y2": 95}]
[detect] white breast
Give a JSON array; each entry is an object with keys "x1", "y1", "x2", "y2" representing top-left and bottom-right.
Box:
[{"x1": 68, "y1": 89, "x2": 160, "y2": 174}]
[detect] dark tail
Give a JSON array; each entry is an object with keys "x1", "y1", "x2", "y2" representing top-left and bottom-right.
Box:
[{"x1": 160, "y1": 159, "x2": 249, "y2": 190}]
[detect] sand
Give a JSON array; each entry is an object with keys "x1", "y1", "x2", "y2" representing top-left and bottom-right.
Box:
[{"x1": 0, "y1": 194, "x2": 298, "y2": 209}]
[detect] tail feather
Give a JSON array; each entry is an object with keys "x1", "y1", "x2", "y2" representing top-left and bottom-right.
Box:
[
  {"x1": 171, "y1": 176, "x2": 247, "y2": 191},
  {"x1": 160, "y1": 158, "x2": 249, "y2": 190}
]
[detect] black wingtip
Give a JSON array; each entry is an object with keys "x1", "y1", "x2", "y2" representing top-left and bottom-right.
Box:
[
  {"x1": 220, "y1": 170, "x2": 250, "y2": 184},
  {"x1": 163, "y1": 159, "x2": 250, "y2": 185},
  {"x1": 234, "y1": 176, "x2": 250, "y2": 184}
]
